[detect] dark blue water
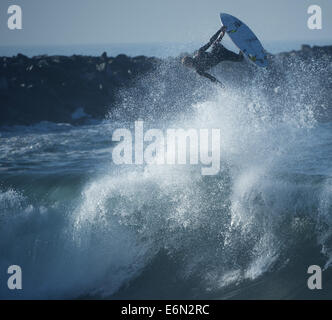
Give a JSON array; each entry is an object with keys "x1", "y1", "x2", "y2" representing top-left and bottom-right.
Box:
[
  {"x1": 1, "y1": 40, "x2": 331, "y2": 58},
  {"x1": 1, "y1": 48, "x2": 332, "y2": 299}
]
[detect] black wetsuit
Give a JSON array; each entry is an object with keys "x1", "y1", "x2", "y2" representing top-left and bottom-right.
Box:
[{"x1": 193, "y1": 29, "x2": 243, "y2": 83}]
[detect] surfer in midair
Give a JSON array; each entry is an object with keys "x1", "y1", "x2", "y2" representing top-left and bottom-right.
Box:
[{"x1": 181, "y1": 26, "x2": 243, "y2": 86}]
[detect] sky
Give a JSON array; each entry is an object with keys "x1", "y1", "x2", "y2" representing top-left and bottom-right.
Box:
[{"x1": 0, "y1": 0, "x2": 331, "y2": 46}]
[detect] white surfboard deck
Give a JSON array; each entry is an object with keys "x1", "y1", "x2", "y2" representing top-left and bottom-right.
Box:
[{"x1": 220, "y1": 13, "x2": 268, "y2": 68}]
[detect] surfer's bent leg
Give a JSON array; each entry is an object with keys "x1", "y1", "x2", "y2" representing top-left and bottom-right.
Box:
[
  {"x1": 222, "y1": 47, "x2": 244, "y2": 62},
  {"x1": 212, "y1": 44, "x2": 244, "y2": 63}
]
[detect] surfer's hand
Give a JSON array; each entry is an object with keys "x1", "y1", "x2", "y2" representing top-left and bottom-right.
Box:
[
  {"x1": 215, "y1": 26, "x2": 226, "y2": 42},
  {"x1": 215, "y1": 79, "x2": 224, "y2": 88}
]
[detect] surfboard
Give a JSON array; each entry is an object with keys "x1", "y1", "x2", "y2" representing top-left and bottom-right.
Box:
[{"x1": 220, "y1": 13, "x2": 268, "y2": 67}]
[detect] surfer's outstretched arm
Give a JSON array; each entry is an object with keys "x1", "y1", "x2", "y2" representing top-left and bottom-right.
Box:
[
  {"x1": 214, "y1": 26, "x2": 227, "y2": 44},
  {"x1": 197, "y1": 27, "x2": 225, "y2": 54},
  {"x1": 196, "y1": 70, "x2": 223, "y2": 86}
]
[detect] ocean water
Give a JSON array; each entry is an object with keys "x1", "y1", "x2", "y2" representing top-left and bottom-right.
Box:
[
  {"x1": 0, "y1": 39, "x2": 331, "y2": 58},
  {"x1": 1, "y1": 48, "x2": 332, "y2": 299}
]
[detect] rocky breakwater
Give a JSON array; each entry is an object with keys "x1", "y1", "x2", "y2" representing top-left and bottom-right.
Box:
[
  {"x1": 1, "y1": 44, "x2": 332, "y2": 126},
  {"x1": 0, "y1": 52, "x2": 160, "y2": 126}
]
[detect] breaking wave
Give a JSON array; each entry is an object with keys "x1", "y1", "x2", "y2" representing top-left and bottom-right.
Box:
[{"x1": 1, "y1": 52, "x2": 332, "y2": 299}]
